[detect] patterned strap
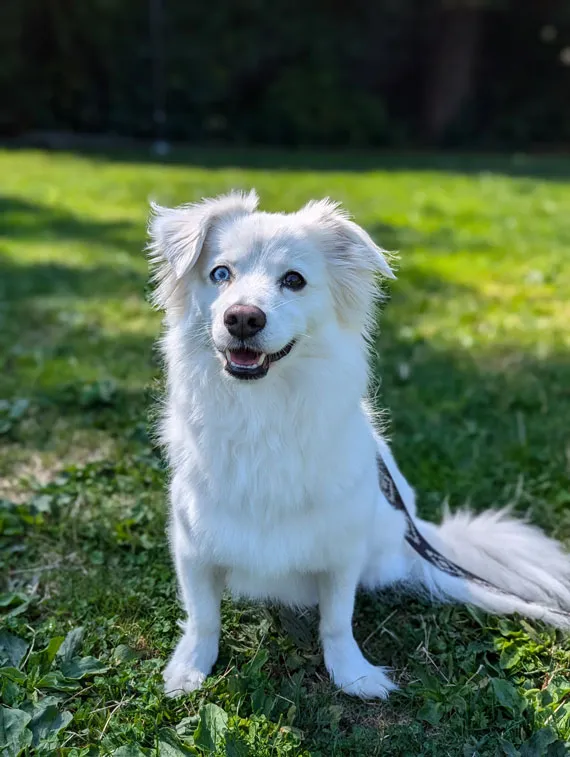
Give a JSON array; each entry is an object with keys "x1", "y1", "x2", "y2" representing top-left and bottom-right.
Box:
[{"x1": 376, "y1": 454, "x2": 570, "y2": 620}]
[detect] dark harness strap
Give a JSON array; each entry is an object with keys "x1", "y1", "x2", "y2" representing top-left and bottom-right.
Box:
[{"x1": 376, "y1": 454, "x2": 570, "y2": 621}]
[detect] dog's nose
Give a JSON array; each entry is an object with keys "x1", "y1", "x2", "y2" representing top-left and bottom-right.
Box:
[{"x1": 224, "y1": 305, "x2": 267, "y2": 339}]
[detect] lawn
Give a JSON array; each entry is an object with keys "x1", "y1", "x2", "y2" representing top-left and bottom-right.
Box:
[{"x1": 1, "y1": 147, "x2": 570, "y2": 756}]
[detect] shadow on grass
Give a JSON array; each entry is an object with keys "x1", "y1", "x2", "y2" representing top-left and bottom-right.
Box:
[
  {"x1": 0, "y1": 254, "x2": 147, "y2": 302},
  {"x1": 8, "y1": 141, "x2": 570, "y2": 181},
  {"x1": 368, "y1": 222, "x2": 497, "y2": 255},
  {"x1": 0, "y1": 195, "x2": 149, "y2": 307},
  {"x1": 0, "y1": 195, "x2": 145, "y2": 258},
  {"x1": 0, "y1": 198, "x2": 156, "y2": 459}
]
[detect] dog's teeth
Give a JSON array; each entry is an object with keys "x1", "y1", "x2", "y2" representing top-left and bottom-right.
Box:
[{"x1": 225, "y1": 350, "x2": 266, "y2": 370}]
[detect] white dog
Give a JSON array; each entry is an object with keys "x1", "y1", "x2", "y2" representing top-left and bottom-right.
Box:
[{"x1": 148, "y1": 191, "x2": 570, "y2": 700}]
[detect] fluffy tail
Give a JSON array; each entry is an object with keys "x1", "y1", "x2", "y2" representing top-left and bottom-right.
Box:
[{"x1": 410, "y1": 508, "x2": 570, "y2": 629}]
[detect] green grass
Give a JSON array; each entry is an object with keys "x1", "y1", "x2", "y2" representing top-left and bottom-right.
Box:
[{"x1": 2, "y1": 147, "x2": 570, "y2": 756}]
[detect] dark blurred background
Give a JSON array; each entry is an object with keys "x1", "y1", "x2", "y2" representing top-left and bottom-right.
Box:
[{"x1": 2, "y1": 0, "x2": 570, "y2": 150}]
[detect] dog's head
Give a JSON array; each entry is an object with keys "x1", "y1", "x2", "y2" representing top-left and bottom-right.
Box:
[{"x1": 148, "y1": 191, "x2": 394, "y2": 381}]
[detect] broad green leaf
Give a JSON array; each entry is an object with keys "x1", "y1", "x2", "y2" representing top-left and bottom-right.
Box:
[
  {"x1": 0, "y1": 631, "x2": 28, "y2": 668},
  {"x1": 520, "y1": 727, "x2": 558, "y2": 757},
  {"x1": 546, "y1": 742, "x2": 569, "y2": 757},
  {"x1": 29, "y1": 700, "x2": 73, "y2": 747},
  {"x1": 499, "y1": 740, "x2": 520, "y2": 757},
  {"x1": 0, "y1": 668, "x2": 26, "y2": 685},
  {"x1": 1, "y1": 681, "x2": 21, "y2": 708},
  {"x1": 112, "y1": 747, "x2": 149, "y2": 757},
  {"x1": 250, "y1": 687, "x2": 274, "y2": 716},
  {"x1": 56, "y1": 628, "x2": 84, "y2": 663},
  {"x1": 29, "y1": 494, "x2": 52, "y2": 514},
  {"x1": 44, "y1": 636, "x2": 64, "y2": 665},
  {"x1": 7, "y1": 399, "x2": 29, "y2": 420},
  {"x1": 156, "y1": 729, "x2": 196, "y2": 756},
  {"x1": 0, "y1": 593, "x2": 30, "y2": 618},
  {"x1": 499, "y1": 642, "x2": 522, "y2": 670},
  {"x1": 175, "y1": 717, "x2": 198, "y2": 737},
  {"x1": 225, "y1": 734, "x2": 250, "y2": 757},
  {"x1": 60, "y1": 656, "x2": 108, "y2": 680},
  {"x1": 0, "y1": 707, "x2": 32, "y2": 756},
  {"x1": 37, "y1": 671, "x2": 81, "y2": 692},
  {"x1": 112, "y1": 644, "x2": 138, "y2": 664},
  {"x1": 29, "y1": 637, "x2": 64, "y2": 675},
  {"x1": 417, "y1": 699, "x2": 443, "y2": 725},
  {"x1": 491, "y1": 678, "x2": 525, "y2": 716},
  {"x1": 193, "y1": 704, "x2": 228, "y2": 752},
  {"x1": 158, "y1": 741, "x2": 195, "y2": 756},
  {"x1": 242, "y1": 649, "x2": 269, "y2": 678}
]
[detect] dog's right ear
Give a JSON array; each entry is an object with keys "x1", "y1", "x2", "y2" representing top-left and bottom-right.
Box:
[
  {"x1": 148, "y1": 190, "x2": 259, "y2": 279},
  {"x1": 147, "y1": 190, "x2": 259, "y2": 310}
]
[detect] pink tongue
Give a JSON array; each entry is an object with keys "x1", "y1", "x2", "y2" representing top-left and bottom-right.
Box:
[{"x1": 230, "y1": 349, "x2": 260, "y2": 367}]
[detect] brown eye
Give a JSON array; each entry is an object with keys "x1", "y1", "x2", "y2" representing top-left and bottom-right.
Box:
[{"x1": 281, "y1": 271, "x2": 306, "y2": 291}]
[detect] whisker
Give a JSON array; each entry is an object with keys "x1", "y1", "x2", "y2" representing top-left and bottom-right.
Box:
[{"x1": 264, "y1": 300, "x2": 296, "y2": 314}]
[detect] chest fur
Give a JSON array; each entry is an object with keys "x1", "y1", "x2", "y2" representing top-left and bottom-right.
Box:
[{"x1": 168, "y1": 389, "x2": 376, "y2": 573}]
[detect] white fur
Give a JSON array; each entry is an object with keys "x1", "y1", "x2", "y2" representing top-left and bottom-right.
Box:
[{"x1": 149, "y1": 192, "x2": 570, "y2": 700}]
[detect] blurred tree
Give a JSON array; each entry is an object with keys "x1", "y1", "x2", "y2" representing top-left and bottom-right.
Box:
[
  {"x1": 423, "y1": 1, "x2": 492, "y2": 142},
  {"x1": 1, "y1": 0, "x2": 569, "y2": 148}
]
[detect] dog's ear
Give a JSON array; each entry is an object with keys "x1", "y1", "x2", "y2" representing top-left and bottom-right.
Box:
[
  {"x1": 300, "y1": 198, "x2": 396, "y2": 329},
  {"x1": 147, "y1": 190, "x2": 259, "y2": 310},
  {"x1": 148, "y1": 190, "x2": 259, "y2": 278}
]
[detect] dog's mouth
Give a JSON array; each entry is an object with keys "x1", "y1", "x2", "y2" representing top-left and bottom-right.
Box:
[{"x1": 223, "y1": 340, "x2": 296, "y2": 380}]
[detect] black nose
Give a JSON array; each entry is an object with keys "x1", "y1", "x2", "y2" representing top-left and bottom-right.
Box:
[{"x1": 224, "y1": 304, "x2": 267, "y2": 339}]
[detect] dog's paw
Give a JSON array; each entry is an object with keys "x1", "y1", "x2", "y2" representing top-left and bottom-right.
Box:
[
  {"x1": 330, "y1": 661, "x2": 397, "y2": 699},
  {"x1": 163, "y1": 630, "x2": 219, "y2": 697},
  {"x1": 163, "y1": 662, "x2": 208, "y2": 698}
]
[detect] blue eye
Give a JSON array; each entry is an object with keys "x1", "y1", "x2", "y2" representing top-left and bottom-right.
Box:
[{"x1": 210, "y1": 266, "x2": 231, "y2": 284}]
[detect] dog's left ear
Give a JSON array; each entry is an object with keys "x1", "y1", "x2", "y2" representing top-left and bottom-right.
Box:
[{"x1": 300, "y1": 199, "x2": 396, "y2": 328}]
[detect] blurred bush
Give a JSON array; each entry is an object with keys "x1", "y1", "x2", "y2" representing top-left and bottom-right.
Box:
[{"x1": 1, "y1": 0, "x2": 570, "y2": 148}]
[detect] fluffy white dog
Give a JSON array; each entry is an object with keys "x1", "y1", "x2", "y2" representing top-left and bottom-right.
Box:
[{"x1": 148, "y1": 191, "x2": 570, "y2": 700}]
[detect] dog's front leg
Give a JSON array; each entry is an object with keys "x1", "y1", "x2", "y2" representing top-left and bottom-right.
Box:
[
  {"x1": 318, "y1": 569, "x2": 397, "y2": 699},
  {"x1": 163, "y1": 538, "x2": 224, "y2": 697}
]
